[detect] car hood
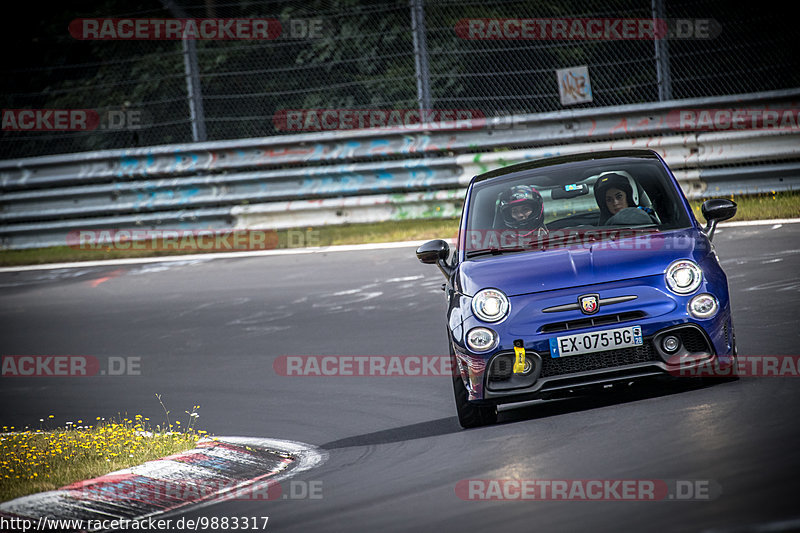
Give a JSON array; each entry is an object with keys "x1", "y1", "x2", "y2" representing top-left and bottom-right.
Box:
[{"x1": 457, "y1": 228, "x2": 708, "y2": 297}]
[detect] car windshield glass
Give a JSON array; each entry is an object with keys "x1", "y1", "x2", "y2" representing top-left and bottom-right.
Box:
[{"x1": 464, "y1": 156, "x2": 692, "y2": 257}]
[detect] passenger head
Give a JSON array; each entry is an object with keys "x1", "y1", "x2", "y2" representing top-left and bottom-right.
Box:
[
  {"x1": 594, "y1": 173, "x2": 635, "y2": 222},
  {"x1": 499, "y1": 185, "x2": 544, "y2": 230}
]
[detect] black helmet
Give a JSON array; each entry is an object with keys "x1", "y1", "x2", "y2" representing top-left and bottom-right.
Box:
[
  {"x1": 594, "y1": 173, "x2": 635, "y2": 222},
  {"x1": 499, "y1": 185, "x2": 544, "y2": 230}
]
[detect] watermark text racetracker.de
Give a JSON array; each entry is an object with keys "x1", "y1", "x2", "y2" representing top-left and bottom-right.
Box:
[
  {"x1": 669, "y1": 355, "x2": 800, "y2": 378},
  {"x1": 1, "y1": 355, "x2": 141, "y2": 377},
  {"x1": 69, "y1": 18, "x2": 281, "y2": 40},
  {"x1": 274, "y1": 355, "x2": 454, "y2": 377},
  {"x1": 2, "y1": 108, "x2": 149, "y2": 132},
  {"x1": 273, "y1": 109, "x2": 485, "y2": 132},
  {"x1": 66, "y1": 228, "x2": 321, "y2": 252},
  {"x1": 454, "y1": 18, "x2": 721, "y2": 40},
  {"x1": 666, "y1": 107, "x2": 800, "y2": 131},
  {"x1": 68, "y1": 478, "x2": 322, "y2": 502},
  {"x1": 274, "y1": 355, "x2": 800, "y2": 379},
  {"x1": 67, "y1": 18, "x2": 324, "y2": 40},
  {"x1": 459, "y1": 228, "x2": 670, "y2": 253},
  {"x1": 456, "y1": 479, "x2": 721, "y2": 501}
]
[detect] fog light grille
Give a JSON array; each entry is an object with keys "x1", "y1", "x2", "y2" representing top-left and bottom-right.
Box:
[
  {"x1": 488, "y1": 355, "x2": 513, "y2": 381},
  {"x1": 680, "y1": 328, "x2": 710, "y2": 353}
]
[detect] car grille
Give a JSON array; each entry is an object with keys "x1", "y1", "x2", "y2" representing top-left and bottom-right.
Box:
[
  {"x1": 541, "y1": 342, "x2": 659, "y2": 378},
  {"x1": 723, "y1": 322, "x2": 729, "y2": 347},
  {"x1": 540, "y1": 311, "x2": 646, "y2": 334}
]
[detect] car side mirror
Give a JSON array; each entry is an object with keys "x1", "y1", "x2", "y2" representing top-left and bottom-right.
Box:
[
  {"x1": 701, "y1": 198, "x2": 737, "y2": 241},
  {"x1": 416, "y1": 239, "x2": 454, "y2": 278}
]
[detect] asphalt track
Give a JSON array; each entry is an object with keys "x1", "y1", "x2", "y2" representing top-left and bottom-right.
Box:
[{"x1": 1, "y1": 222, "x2": 799, "y2": 532}]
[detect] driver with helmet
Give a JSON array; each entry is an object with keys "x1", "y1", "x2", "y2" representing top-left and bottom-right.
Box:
[{"x1": 498, "y1": 185, "x2": 546, "y2": 234}]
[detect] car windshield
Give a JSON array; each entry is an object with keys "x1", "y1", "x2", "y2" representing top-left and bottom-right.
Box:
[{"x1": 463, "y1": 156, "x2": 693, "y2": 258}]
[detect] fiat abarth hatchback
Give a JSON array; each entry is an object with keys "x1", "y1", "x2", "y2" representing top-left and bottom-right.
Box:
[{"x1": 416, "y1": 149, "x2": 738, "y2": 428}]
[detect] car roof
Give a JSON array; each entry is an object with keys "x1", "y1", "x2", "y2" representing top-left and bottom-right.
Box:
[{"x1": 472, "y1": 149, "x2": 662, "y2": 184}]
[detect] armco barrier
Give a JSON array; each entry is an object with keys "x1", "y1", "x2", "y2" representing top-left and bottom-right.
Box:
[{"x1": 1, "y1": 89, "x2": 799, "y2": 249}]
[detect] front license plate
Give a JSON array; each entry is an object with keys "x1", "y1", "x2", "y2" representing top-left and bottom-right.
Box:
[{"x1": 549, "y1": 325, "x2": 643, "y2": 357}]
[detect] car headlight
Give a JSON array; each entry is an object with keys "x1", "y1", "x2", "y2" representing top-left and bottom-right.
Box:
[
  {"x1": 471, "y1": 288, "x2": 509, "y2": 322},
  {"x1": 665, "y1": 260, "x2": 703, "y2": 295},
  {"x1": 466, "y1": 327, "x2": 498, "y2": 352},
  {"x1": 689, "y1": 293, "x2": 719, "y2": 318}
]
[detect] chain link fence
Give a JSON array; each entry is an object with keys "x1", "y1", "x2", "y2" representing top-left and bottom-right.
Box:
[{"x1": 1, "y1": 0, "x2": 798, "y2": 159}]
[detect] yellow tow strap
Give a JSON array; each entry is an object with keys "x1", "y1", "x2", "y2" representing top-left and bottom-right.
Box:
[{"x1": 513, "y1": 342, "x2": 526, "y2": 374}]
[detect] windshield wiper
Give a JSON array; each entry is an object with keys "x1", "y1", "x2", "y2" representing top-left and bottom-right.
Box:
[
  {"x1": 466, "y1": 245, "x2": 534, "y2": 258},
  {"x1": 465, "y1": 247, "x2": 505, "y2": 258}
]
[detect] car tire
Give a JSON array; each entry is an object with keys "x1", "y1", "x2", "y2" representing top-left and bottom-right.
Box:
[
  {"x1": 452, "y1": 372, "x2": 498, "y2": 428},
  {"x1": 450, "y1": 349, "x2": 497, "y2": 428}
]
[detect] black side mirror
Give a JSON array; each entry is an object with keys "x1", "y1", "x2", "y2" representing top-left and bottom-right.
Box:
[
  {"x1": 416, "y1": 239, "x2": 454, "y2": 278},
  {"x1": 701, "y1": 198, "x2": 737, "y2": 241}
]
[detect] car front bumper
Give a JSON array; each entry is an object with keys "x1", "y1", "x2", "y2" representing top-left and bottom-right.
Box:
[{"x1": 451, "y1": 287, "x2": 735, "y2": 403}]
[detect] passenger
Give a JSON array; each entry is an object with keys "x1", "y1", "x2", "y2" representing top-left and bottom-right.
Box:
[
  {"x1": 498, "y1": 185, "x2": 545, "y2": 232},
  {"x1": 593, "y1": 173, "x2": 656, "y2": 225}
]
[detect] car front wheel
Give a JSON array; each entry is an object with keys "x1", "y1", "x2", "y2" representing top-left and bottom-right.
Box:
[{"x1": 451, "y1": 352, "x2": 497, "y2": 428}]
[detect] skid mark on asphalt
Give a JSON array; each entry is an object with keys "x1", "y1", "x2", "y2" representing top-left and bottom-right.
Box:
[
  {"x1": 721, "y1": 248, "x2": 800, "y2": 267},
  {"x1": 0, "y1": 267, "x2": 104, "y2": 288},
  {"x1": 308, "y1": 275, "x2": 442, "y2": 313},
  {"x1": 225, "y1": 309, "x2": 295, "y2": 336},
  {"x1": 127, "y1": 259, "x2": 209, "y2": 275},
  {"x1": 385, "y1": 275, "x2": 425, "y2": 283},
  {"x1": 312, "y1": 290, "x2": 384, "y2": 313},
  {"x1": 174, "y1": 298, "x2": 251, "y2": 318},
  {"x1": 744, "y1": 278, "x2": 800, "y2": 292}
]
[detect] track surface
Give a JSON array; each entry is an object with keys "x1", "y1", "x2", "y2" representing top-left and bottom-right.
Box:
[{"x1": 1, "y1": 223, "x2": 799, "y2": 532}]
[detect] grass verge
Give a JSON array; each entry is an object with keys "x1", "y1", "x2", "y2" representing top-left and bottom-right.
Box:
[
  {"x1": 1, "y1": 191, "x2": 797, "y2": 267},
  {"x1": 0, "y1": 412, "x2": 204, "y2": 502}
]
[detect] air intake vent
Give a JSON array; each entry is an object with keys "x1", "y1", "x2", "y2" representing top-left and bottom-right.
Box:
[
  {"x1": 542, "y1": 343, "x2": 659, "y2": 378},
  {"x1": 541, "y1": 311, "x2": 646, "y2": 334}
]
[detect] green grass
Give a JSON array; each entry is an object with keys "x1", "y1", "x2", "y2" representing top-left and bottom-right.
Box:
[
  {"x1": 687, "y1": 190, "x2": 800, "y2": 222},
  {"x1": 1, "y1": 191, "x2": 798, "y2": 267}
]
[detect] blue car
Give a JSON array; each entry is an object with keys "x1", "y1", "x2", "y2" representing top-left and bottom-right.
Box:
[{"x1": 416, "y1": 149, "x2": 738, "y2": 428}]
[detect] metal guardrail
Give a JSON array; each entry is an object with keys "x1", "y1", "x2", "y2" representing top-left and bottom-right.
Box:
[{"x1": 1, "y1": 89, "x2": 799, "y2": 249}]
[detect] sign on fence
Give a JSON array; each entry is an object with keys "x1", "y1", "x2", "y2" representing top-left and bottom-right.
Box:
[{"x1": 557, "y1": 66, "x2": 593, "y2": 106}]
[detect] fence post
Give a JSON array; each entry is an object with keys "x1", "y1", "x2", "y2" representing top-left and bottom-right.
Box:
[
  {"x1": 410, "y1": 0, "x2": 432, "y2": 115},
  {"x1": 162, "y1": 0, "x2": 207, "y2": 142},
  {"x1": 652, "y1": 0, "x2": 673, "y2": 101}
]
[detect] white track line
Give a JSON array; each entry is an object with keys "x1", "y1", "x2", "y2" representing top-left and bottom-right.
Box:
[
  {"x1": 716, "y1": 218, "x2": 800, "y2": 227},
  {"x1": 0, "y1": 240, "x2": 432, "y2": 272}
]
